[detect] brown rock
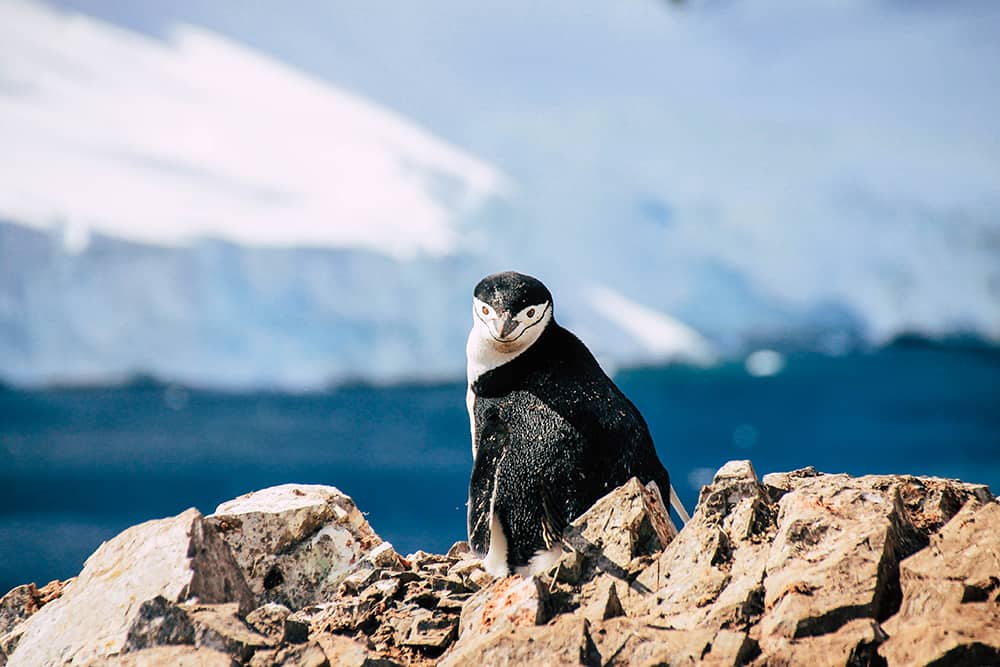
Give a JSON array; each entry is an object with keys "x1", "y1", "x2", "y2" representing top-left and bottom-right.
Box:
[
  {"x1": 457, "y1": 575, "x2": 549, "y2": 642},
  {"x1": 879, "y1": 500, "x2": 1000, "y2": 665},
  {"x1": 312, "y1": 634, "x2": 370, "y2": 667},
  {"x1": 588, "y1": 618, "x2": 755, "y2": 667},
  {"x1": 184, "y1": 603, "x2": 275, "y2": 662},
  {"x1": 249, "y1": 642, "x2": 329, "y2": 667},
  {"x1": 245, "y1": 603, "x2": 292, "y2": 642},
  {"x1": 640, "y1": 460, "x2": 773, "y2": 631},
  {"x1": 399, "y1": 608, "x2": 458, "y2": 650},
  {"x1": 759, "y1": 473, "x2": 921, "y2": 642},
  {"x1": 751, "y1": 618, "x2": 886, "y2": 667},
  {"x1": 446, "y1": 542, "x2": 472, "y2": 559},
  {"x1": 440, "y1": 616, "x2": 599, "y2": 667},
  {"x1": 94, "y1": 646, "x2": 237, "y2": 666},
  {"x1": 563, "y1": 477, "x2": 677, "y2": 578},
  {"x1": 0, "y1": 586, "x2": 40, "y2": 640},
  {"x1": 579, "y1": 576, "x2": 625, "y2": 623}
]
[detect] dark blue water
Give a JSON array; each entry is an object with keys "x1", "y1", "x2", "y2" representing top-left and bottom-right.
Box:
[{"x1": 2, "y1": 339, "x2": 998, "y2": 594}]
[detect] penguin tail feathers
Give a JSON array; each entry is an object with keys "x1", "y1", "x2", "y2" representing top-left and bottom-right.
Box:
[{"x1": 669, "y1": 483, "x2": 692, "y2": 525}]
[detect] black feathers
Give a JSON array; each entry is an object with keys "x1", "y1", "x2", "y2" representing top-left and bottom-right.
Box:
[{"x1": 474, "y1": 272, "x2": 552, "y2": 316}]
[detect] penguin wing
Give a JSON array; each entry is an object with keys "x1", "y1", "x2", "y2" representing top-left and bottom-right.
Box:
[
  {"x1": 539, "y1": 482, "x2": 568, "y2": 549},
  {"x1": 467, "y1": 411, "x2": 507, "y2": 555}
]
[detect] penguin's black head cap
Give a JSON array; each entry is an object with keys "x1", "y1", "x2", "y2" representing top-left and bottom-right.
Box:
[
  {"x1": 474, "y1": 271, "x2": 552, "y2": 316},
  {"x1": 471, "y1": 271, "x2": 553, "y2": 344}
]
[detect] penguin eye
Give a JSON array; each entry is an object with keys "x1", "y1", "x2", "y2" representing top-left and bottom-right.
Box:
[
  {"x1": 481, "y1": 306, "x2": 489, "y2": 315},
  {"x1": 526, "y1": 308, "x2": 536, "y2": 318}
]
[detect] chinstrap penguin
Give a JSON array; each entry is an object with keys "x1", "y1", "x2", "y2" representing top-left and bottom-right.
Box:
[{"x1": 466, "y1": 271, "x2": 687, "y2": 577}]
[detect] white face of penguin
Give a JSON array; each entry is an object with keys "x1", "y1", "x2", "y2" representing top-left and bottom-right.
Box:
[{"x1": 472, "y1": 297, "x2": 551, "y2": 348}]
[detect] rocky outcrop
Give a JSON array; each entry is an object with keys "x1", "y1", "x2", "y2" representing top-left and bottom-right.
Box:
[
  {"x1": 1, "y1": 465, "x2": 996, "y2": 666},
  {"x1": 206, "y1": 484, "x2": 385, "y2": 611}
]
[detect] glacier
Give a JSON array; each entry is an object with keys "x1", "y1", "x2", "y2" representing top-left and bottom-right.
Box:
[{"x1": 1, "y1": 0, "x2": 999, "y2": 389}]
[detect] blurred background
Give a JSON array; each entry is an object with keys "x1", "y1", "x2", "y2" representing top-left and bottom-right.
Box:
[{"x1": 1, "y1": 0, "x2": 998, "y2": 593}]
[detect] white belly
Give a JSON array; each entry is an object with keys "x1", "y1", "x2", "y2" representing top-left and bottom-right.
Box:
[{"x1": 466, "y1": 385, "x2": 477, "y2": 458}]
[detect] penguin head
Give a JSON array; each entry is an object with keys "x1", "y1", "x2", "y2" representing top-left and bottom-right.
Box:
[{"x1": 471, "y1": 271, "x2": 553, "y2": 353}]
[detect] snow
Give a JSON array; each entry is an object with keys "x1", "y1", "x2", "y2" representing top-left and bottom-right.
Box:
[
  {"x1": 588, "y1": 287, "x2": 716, "y2": 366},
  {"x1": 0, "y1": 0, "x2": 505, "y2": 258}
]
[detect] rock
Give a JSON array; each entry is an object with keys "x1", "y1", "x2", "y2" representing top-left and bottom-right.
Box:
[
  {"x1": 312, "y1": 634, "x2": 370, "y2": 667},
  {"x1": 207, "y1": 484, "x2": 385, "y2": 610},
  {"x1": 248, "y1": 642, "x2": 329, "y2": 667},
  {"x1": 440, "y1": 616, "x2": 599, "y2": 667},
  {"x1": 0, "y1": 578, "x2": 74, "y2": 666},
  {"x1": 751, "y1": 618, "x2": 886, "y2": 667},
  {"x1": 562, "y1": 477, "x2": 676, "y2": 579},
  {"x1": 398, "y1": 609, "x2": 458, "y2": 650},
  {"x1": 5, "y1": 466, "x2": 993, "y2": 667},
  {"x1": 757, "y1": 473, "x2": 918, "y2": 642},
  {"x1": 879, "y1": 499, "x2": 1000, "y2": 665},
  {"x1": 245, "y1": 602, "x2": 292, "y2": 642},
  {"x1": 639, "y1": 460, "x2": 773, "y2": 630},
  {"x1": 578, "y1": 576, "x2": 625, "y2": 623},
  {"x1": 92, "y1": 646, "x2": 237, "y2": 666},
  {"x1": 589, "y1": 618, "x2": 756, "y2": 666},
  {"x1": 125, "y1": 596, "x2": 196, "y2": 650},
  {"x1": 447, "y1": 542, "x2": 472, "y2": 559},
  {"x1": 5, "y1": 508, "x2": 252, "y2": 667},
  {"x1": 312, "y1": 633, "x2": 405, "y2": 667},
  {"x1": 457, "y1": 575, "x2": 549, "y2": 641},
  {"x1": 0, "y1": 586, "x2": 40, "y2": 640},
  {"x1": 186, "y1": 603, "x2": 275, "y2": 661}
]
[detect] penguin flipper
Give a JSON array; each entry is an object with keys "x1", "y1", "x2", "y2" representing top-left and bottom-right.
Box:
[{"x1": 539, "y1": 483, "x2": 568, "y2": 549}]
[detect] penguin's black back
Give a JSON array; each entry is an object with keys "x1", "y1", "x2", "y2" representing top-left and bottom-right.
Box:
[{"x1": 468, "y1": 321, "x2": 670, "y2": 569}]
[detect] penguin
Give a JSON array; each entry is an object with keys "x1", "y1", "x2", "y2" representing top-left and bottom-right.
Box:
[{"x1": 466, "y1": 271, "x2": 688, "y2": 577}]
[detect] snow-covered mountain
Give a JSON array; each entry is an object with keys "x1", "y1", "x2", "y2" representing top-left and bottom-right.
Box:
[{"x1": 1, "y1": 0, "x2": 998, "y2": 389}]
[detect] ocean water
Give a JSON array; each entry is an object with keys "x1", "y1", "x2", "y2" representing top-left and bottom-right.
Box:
[{"x1": 1, "y1": 339, "x2": 998, "y2": 594}]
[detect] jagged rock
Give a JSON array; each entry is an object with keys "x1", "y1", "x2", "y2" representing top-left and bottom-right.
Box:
[
  {"x1": 562, "y1": 477, "x2": 677, "y2": 580},
  {"x1": 757, "y1": 472, "x2": 920, "y2": 642},
  {"x1": 578, "y1": 576, "x2": 625, "y2": 623},
  {"x1": 757, "y1": 470, "x2": 988, "y2": 647},
  {"x1": 4, "y1": 464, "x2": 994, "y2": 667},
  {"x1": 440, "y1": 615, "x2": 599, "y2": 667},
  {"x1": 398, "y1": 608, "x2": 458, "y2": 649},
  {"x1": 186, "y1": 603, "x2": 275, "y2": 661},
  {"x1": 207, "y1": 484, "x2": 387, "y2": 611},
  {"x1": 248, "y1": 641, "x2": 329, "y2": 667},
  {"x1": 639, "y1": 460, "x2": 773, "y2": 630},
  {"x1": 245, "y1": 602, "x2": 293, "y2": 642},
  {"x1": 751, "y1": 618, "x2": 885, "y2": 667},
  {"x1": 447, "y1": 542, "x2": 472, "y2": 559},
  {"x1": 457, "y1": 575, "x2": 549, "y2": 641},
  {"x1": 312, "y1": 633, "x2": 405, "y2": 666},
  {"x1": 92, "y1": 646, "x2": 237, "y2": 666},
  {"x1": 4, "y1": 508, "x2": 252, "y2": 667},
  {"x1": 589, "y1": 618, "x2": 756, "y2": 666},
  {"x1": 879, "y1": 499, "x2": 1000, "y2": 665},
  {"x1": 125, "y1": 596, "x2": 197, "y2": 650},
  {"x1": 0, "y1": 586, "x2": 40, "y2": 640}
]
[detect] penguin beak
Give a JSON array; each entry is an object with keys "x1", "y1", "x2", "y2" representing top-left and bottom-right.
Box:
[{"x1": 489, "y1": 315, "x2": 520, "y2": 341}]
